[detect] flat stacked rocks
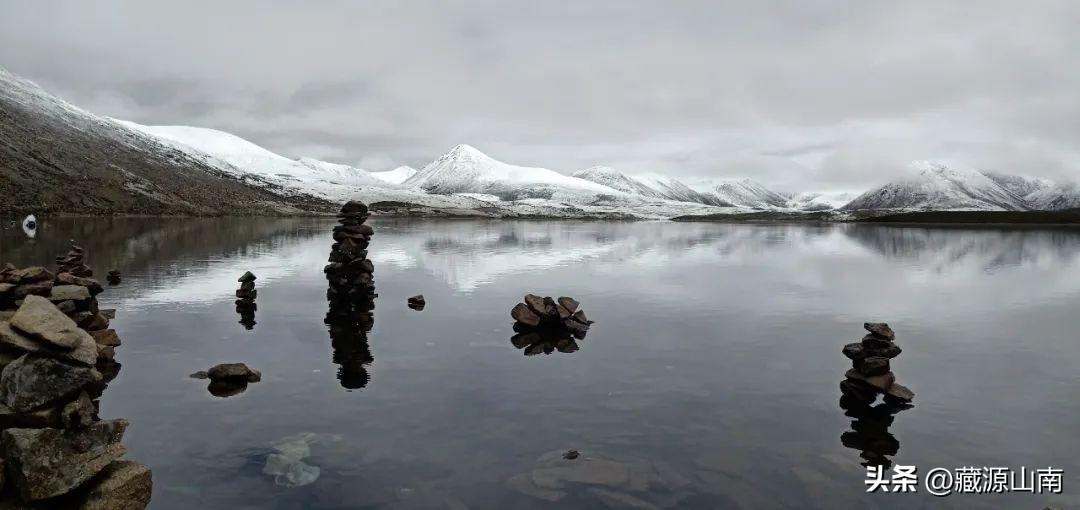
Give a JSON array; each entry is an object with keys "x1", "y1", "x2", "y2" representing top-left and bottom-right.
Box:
[
  {"x1": 510, "y1": 295, "x2": 593, "y2": 356},
  {"x1": 324, "y1": 201, "x2": 377, "y2": 389},
  {"x1": 0, "y1": 258, "x2": 151, "y2": 508},
  {"x1": 840, "y1": 322, "x2": 914, "y2": 405},
  {"x1": 106, "y1": 269, "x2": 121, "y2": 285},
  {"x1": 235, "y1": 271, "x2": 257, "y2": 330}
]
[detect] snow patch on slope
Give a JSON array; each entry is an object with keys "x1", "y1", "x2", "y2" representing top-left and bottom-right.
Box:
[{"x1": 371, "y1": 166, "x2": 418, "y2": 185}]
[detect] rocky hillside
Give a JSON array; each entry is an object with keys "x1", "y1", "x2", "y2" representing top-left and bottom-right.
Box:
[{"x1": 0, "y1": 68, "x2": 332, "y2": 216}]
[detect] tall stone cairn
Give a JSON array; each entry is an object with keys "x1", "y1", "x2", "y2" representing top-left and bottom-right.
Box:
[
  {"x1": 840, "y1": 322, "x2": 914, "y2": 405},
  {"x1": 323, "y1": 201, "x2": 377, "y2": 389}
]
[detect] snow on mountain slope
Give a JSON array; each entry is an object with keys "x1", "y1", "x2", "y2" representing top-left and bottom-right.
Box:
[
  {"x1": 786, "y1": 191, "x2": 858, "y2": 211},
  {"x1": 1025, "y1": 184, "x2": 1080, "y2": 210},
  {"x1": 117, "y1": 121, "x2": 400, "y2": 201},
  {"x1": 983, "y1": 172, "x2": 1054, "y2": 198},
  {"x1": 573, "y1": 167, "x2": 732, "y2": 206},
  {"x1": 371, "y1": 166, "x2": 418, "y2": 185},
  {"x1": 842, "y1": 161, "x2": 1031, "y2": 211},
  {"x1": 691, "y1": 178, "x2": 791, "y2": 209},
  {"x1": 405, "y1": 144, "x2": 621, "y2": 200}
]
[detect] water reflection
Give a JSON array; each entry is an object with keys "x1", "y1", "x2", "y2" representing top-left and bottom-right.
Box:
[{"x1": 839, "y1": 395, "x2": 911, "y2": 468}]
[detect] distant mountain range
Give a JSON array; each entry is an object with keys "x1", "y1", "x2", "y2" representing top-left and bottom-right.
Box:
[{"x1": 1, "y1": 66, "x2": 1078, "y2": 218}]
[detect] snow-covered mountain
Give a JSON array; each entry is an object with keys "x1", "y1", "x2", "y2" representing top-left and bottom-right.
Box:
[
  {"x1": 785, "y1": 191, "x2": 858, "y2": 211},
  {"x1": 371, "y1": 166, "x2": 418, "y2": 185},
  {"x1": 1025, "y1": 184, "x2": 1080, "y2": 211},
  {"x1": 404, "y1": 144, "x2": 620, "y2": 200},
  {"x1": 691, "y1": 178, "x2": 791, "y2": 209},
  {"x1": 116, "y1": 121, "x2": 400, "y2": 201},
  {"x1": 573, "y1": 167, "x2": 732, "y2": 206},
  {"x1": 841, "y1": 161, "x2": 1032, "y2": 211}
]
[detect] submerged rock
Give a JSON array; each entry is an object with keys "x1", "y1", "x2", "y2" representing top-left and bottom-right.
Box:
[{"x1": 2, "y1": 419, "x2": 128, "y2": 501}]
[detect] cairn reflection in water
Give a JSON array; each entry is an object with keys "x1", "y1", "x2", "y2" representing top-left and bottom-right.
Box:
[
  {"x1": 839, "y1": 396, "x2": 911, "y2": 468},
  {"x1": 323, "y1": 201, "x2": 377, "y2": 389},
  {"x1": 235, "y1": 271, "x2": 258, "y2": 330}
]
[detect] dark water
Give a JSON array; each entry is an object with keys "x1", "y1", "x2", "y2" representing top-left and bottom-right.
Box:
[{"x1": 1, "y1": 217, "x2": 1078, "y2": 509}]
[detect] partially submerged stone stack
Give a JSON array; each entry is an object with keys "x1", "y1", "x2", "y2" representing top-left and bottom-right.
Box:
[
  {"x1": 510, "y1": 295, "x2": 593, "y2": 356},
  {"x1": 0, "y1": 257, "x2": 151, "y2": 508},
  {"x1": 840, "y1": 322, "x2": 914, "y2": 405},
  {"x1": 235, "y1": 271, "x2": 257, "y2": 330},
  {"x1": 324, "y1": 201, "x2": 377, "y2": 389}
]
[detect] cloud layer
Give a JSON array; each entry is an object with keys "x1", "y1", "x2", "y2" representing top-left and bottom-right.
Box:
[{"x1": 2, "y1": 0, "x2": 1078, "y2": 190}]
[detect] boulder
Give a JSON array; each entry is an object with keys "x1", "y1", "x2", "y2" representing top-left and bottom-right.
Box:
[
  {"x1": 49, "y1": 285, "x2": 90, "y2": 303},
  {"x1": 845, "y1": 368, "x2": 895, "y2": 391},
  {"x1": 0, "y1": 322, "x2": 97, "y2": 367},
  {"x1": 206, "y1": 363, "x2": 261, "y2": 383},
  {"x1": 70, "y1": 460, "x2": 152, "y2": 510},
  {"x1": 2, "y1": 419, "x2": 128, "y2": 501},
  {"x1": 88, "y1": 330, "x2": 121, "y2": 347},
  {"x1": 11, "y1": 267, "x2": 53, "y2": 284},
  {"x1": 10, "y1": 296, "x2": 93, "y2": 350},
  {"x1": 10, "y1": 281, "x2": 52, "y2": 300},
  {"x1": 511, "y1": 303, "x2": 541, "y2": 327},
  {"x1": 863, "y1": 322, "x2": 895, "y2": 341},
  {"x1": 55, "y1": 274, "x2": 104, "y2": 296},
  {"x1": 557, "y1": 297, "x2": 579, "y2": 314},
  {"x1": 0, "y1": 354, "x2": 100, "y2": 412}
]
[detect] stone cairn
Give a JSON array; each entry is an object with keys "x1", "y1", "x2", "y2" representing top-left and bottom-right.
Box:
[
  {"x1": 235, "y1": 271, "x2": 257, "y2": 330},
  {"x1": 323, "y1": 201, "x2": 377, "y2": 389},
  {"x1": 838, "y1": 322, "x2": 913, "y2": 468},
  {"x1": 510, "y1": 295, "x2": 593, "y2": 356},
  {"x1": 0, "y1": 250, "x2": 151, "y2": 508},
  {"x1": 839, "y1": 322, "x2": 914, "y2": 405},
  {"x1": 106, "y1": 269, "x2": 121, "y2": 285},
  {"x1": 190, "y1": 362, "x2": 262, "y2": 398}
]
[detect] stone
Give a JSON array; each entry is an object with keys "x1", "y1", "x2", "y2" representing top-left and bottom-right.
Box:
[
  {"x1": 78, "y1": 313, "x2": 110, "y2": 332},
  {"x1": 839, "y1": 379, "x2": 879, "y2": 403},
  {"x1": 2, "y1": 419, "x2": 128, "y2": 501},
  {"x1": 95, "y1": 345, "x2": 115, "y2": 363},
  {"x1": 10, "y1": 296, "x2": 93, "y2": 350},
  {"x1": 0, "y1": 354, "x2": 100, "y2": 412},
  {"x1": 0, "y1": 403, "x2": 62, "y2": 429},
  {"x1": 863, "y1": 322, "x2": 895, "y2": 341},
  {"x1": 11, "y1": 267, "x2": 53, "y2": 284},
  {"x1": 845, "y1": 368, "x2": 895, "y2": 391},
  {"x1": 564, "y1": 319, "x2": 590, "y2": 339},
  {"x1": 541, "y1": 297, "x2": 560, "y2": 320},
  {"x1": 556, "y1": 304, "x2": 572, "y2": 320},
  {"x1": 557, "y1": 297, "x2": 580, "y2": 314},
  {"x1": 855, "y1": 356, "x2": 890, "y2": 376},
  {"x1": 884, "y1": 383, "x2": 914, "y2": 403},
  {"x1": 407, "y1": 295, "x2": 425, "y2": 305},
  {"x1": 0, "y1": 322, "x2": 97, "y2": 366},
  {"x1": 55, "y1": 274, "x2": 104, "y2": 296},
  {"x1": 571, "y1": 309, "x2": 591, "y2": 324},
  {"x1": 71, "y1": 460, "x2": 152, "y2": 510},
  {"x1": 61, "y1": 391, "x2": 97, "y2": 429},
  {"x1": 239, "y1": 280, "x2": 255, "y2": 291},
  {"x1": 188, "y1": 371, "x2": 208, "y2": 379},
  {"x1": 49, "y1": 285, "x2": 91, "y2": 303},
  {"x1": 55, "y1": 301, "x2": 76, "y2": 314},
  {"x1": 235, "y1": 289, "x2": 257, "y2": 299},
  {"x1": 861, "y1": 334, "x2": 895, "y2": 351},
  {"x1": 89, "y1": 329, "x2": 121, "y2": 347},
  {"x1": 562, "y1": 450, "x2": 580, "y2": 460},
  {"x1": 237, "y1": 271, "x2": 256, "y2": 283},
  {"x1": 99, "y1": 309, "x2": 116, "y2": 320},
  {"x1": 511, "y1": 303, "x2": 541, "y2": 327},
  {"x1": 206, "y1": 363, "x2": 261, "y2": 383},
  {"x1": 10, "y1": 281, "x2": 52, "y2": 300},
  {"x1": 0, "y1": 283, "x2": 13, "y2": 295},
  {"x1": 340, "y1": 200, "x2": 368, "y2": 214}
]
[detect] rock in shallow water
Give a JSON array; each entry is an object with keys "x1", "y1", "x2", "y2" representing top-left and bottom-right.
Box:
[
  {"x1": 206, "y1": 363, "x2": 261, "y2": 383},
  {"x1": 2, "y1": 419, "x2": 128, "y2": 501}
]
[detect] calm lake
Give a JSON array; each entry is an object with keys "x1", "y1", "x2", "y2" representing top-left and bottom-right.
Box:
[{"x1": 1, "y1": 217, "x2": 1078, "y2": 509}]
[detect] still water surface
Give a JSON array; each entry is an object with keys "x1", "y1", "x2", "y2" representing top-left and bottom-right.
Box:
[{"x1": 2, "y1": 217, "x2": 1078, "y2": 509}]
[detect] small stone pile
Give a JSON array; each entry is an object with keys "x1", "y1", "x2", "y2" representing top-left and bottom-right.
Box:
[
  {"x1": 510, "y1": 295, "x2": 593, "y2": 356},
  {"x1": 106, "y1": 269, "x2": 121, "y2": 285},
  {"x1": 324, "y1": 201, "x2": 376, "y2": 317},
  {"x1": 190, "y1": 362, "x2": 262, "y2": 398},
  {"x1": 323, "y1": 200, "x2": 377, "y2": 389},
  {"x1": 840, "y1": 322, "x2": 914, "y2": 405},
  {"x1": 407, "y1": 294, "x2": 425, "y2": 311},
  {"x1": 235, "y1": 271, "x2": 257, "y2": 330},
  {"x1": 0, "y1": 257, "x2": 151, "y2": 508}
]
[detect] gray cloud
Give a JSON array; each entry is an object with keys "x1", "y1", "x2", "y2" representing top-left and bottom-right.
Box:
[{"x1": 2, "y1": 0, "x2": 1078, "y2": 190}]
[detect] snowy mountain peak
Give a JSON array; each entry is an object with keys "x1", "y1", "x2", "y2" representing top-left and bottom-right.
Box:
[
  {"x1": 371, "y1": 165, "x2": 418, "y2": 185},
  {"x1": 842, "y1": 160, "x2": 1030, "y2": 211}
]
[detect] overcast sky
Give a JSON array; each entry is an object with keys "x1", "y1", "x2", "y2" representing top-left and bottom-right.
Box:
[{"x1": 2, "y1": 0, "x2": 1078, "y2": 190}]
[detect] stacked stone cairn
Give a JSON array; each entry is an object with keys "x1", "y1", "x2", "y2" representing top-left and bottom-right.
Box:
[
  {"x1": 0, "y1": 252, "x2": 151, "y2": 508},
  {"x1": 235, "y1": 271, "x2": 257, "y2": 330},
  {"x1": 106, "y1": 270, "x2": 121, "y2": 285},
  {"x1": 323, "y1": 200, "x2": 377, "y2": 389},
  {"x1": 510, "y1": 295, "x2": 593, "y2": 356},
  {"x1": 840, "y1": 322, "x2": 914, "y2": 405}
]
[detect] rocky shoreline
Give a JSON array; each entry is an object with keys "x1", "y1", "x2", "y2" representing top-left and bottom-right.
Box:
[{"x1": 0, "y1": 247, "x2": 151, "y2": 508}]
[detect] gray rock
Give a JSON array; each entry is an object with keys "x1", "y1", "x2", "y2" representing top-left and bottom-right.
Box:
[
  {"x1": 557, "y1": 297, "x2": 579, "y2": 314},
  {"x1": 49, "y1": 285, "x2": 90, "y2": 303},
  {"x1": 0, "y1": 283, "x2": 14, "y2": 296},
  {"x1": 863, "y1": 322, "x2": 895, "y2": 341},
  {"x1": 98, "y1": 309, "x2": 116, "y2": 320},
  {"x1": 2, "y1": 419, "x2": 128, "y2": 501},
  {"x1": 884, "y1": 383, "x2": 915, "y2": 403},
  {"x1": 55, "y1": 300, "x2": 76, "y2": 314},
  {"x1": 188, "y1": 371, "x2": 209, "y2": 379},
  {"x1": 55, "y1": 274, "x2": 104, "y2": 296},
  {"x1": 237, "y1": 271, "x2": 256, "y2": 283},
  {"x1": 845, "y1": 368, "x2": 895, "y2": 391},
  {"x1": 10, "y1": 296, "x2": 92, "y2": 350},
  {"x1": 855, "y1": 356, "x2": 890, "y2": 376},
  {"x1": 88, "y1": 329, "x2": 121, "y2": 347},
  {"x1": 860, "y1": 334, "x2": 896, "y2": 351},
  {"x1": 839, "y1": 379, "x2": 879, "y2": 403},
  {"x1": 0, "y1": 354, "x2": 100, "y2": 412},
  {"x1": 0, "y1": 403, "x2": 62, "y2": 429},
  {"x1": 511, "y1": 303, "x2": 540, "y2": 327},
  {"x1": 10, "y1": 281, "x2": 53, "y2": 300},
  {"x1": 71, "y1": 460, "x2": 152, "y2": 510},
  {"x1": 10, "y1": 267, "x2": 53, "y2": 284},
  {"x1": 0, "y1": 322, "x2": 97, "y2": 367},
  {"x1": 206, "y1": 363, "x2": 261, "y2": 383},
  {"x1": 60, "y1": 391, "x2": 97, "y2": 429}
]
